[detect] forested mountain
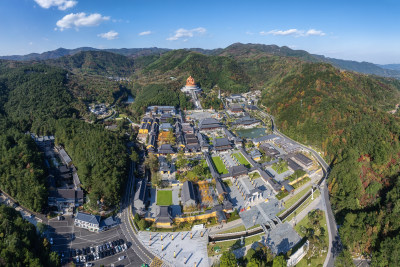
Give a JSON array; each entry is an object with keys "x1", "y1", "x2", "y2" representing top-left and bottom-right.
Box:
[
  {"x1": 47, "y1": 51, "x2": 136, "y2": 76},
  {"x1": 0, "y1": 47, "x2": 170, "y2": 61},
  {"x1": 0, "y1": 204, "x2": 60, "y2": 266},
  {"x1": 257, "y1": 62, "x2": 400, "y2": 264},
  {"x1": 3, "y1": 43, "x2": 400, "y2": 78},
  {"x1": 0, "y1": 63, "x2": 129, "y2": 212},
  {"x1": 218, "y1": 43, "x2": 400, "y2": 78},
  {"x1": 379, "y1": 63, "x2": 400, "y2": 71},
  {"x1": 136, "y1": 49, "x2": 251, "y2": 93}
]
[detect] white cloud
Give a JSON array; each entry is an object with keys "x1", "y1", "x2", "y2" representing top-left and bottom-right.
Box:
[
  {"x1": 56, "y1": 12, "x2": 110, "y2": 31},
  {"x1": 245, "y1": 31, "x2": 254, "y2": 35},
  {"x1": 97, "y1": 31, "x2": 119, "y2": 40},
  {"x1": 260, "y1": 28, "x2": 326, "y2": 37},
  {"x1": 34, "y1": 0, "x2": 77, "y2": 10},
  {"x1": 98, "y1": 30, "x2": 119, "y2": 40},
  {"x1": 167, "y1": 27, "x2": 206, "y2": 41},
  {"x1": 305, "y1": 29, "x2": 326, "y2": 36},
  {"x1": 138, "y1": 31, "x2": 152, "y2": 36},
  {"x1": 260, "y1": 29, "x2": 301, "y2": 36}
]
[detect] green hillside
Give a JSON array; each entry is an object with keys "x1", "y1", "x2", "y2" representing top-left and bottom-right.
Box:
[
  {"x1": 139, "y1": 50, "x2": 251, "y2": 93},
  {"x1": 0, "y1": 63, "x2": 129, "y2": 212},
  {"x1": 48, "y1": 50, "x2": 135, "y2": 76},
  {"x1": 0, "y1": 204, "x2": 60, "y2": 266},
  {"x1": 219, "y1": 42, "x2": 400, "y2": 79},
  {"x1": 259, "y1": 62, "x2": 400, "y2": 262}
]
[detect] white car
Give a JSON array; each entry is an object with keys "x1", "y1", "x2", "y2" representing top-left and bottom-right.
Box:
[
  {"x1": 85, "y1": 263, "x2": 93, "y2": 267},
  {"x1": 118, "y1": 256, "x2": 125, "y2": 261}
]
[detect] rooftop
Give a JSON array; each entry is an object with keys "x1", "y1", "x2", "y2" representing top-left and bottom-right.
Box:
[
  {"x1": 234, "y1": 116, "x2": 260, "y2": 125},
  {"x1": 158, "y1": 144, "x2": 175, "y2": 154},
  {"x1": 229, "y1": 164, "x2": 248, "y2": 177},
  {"x1": 214, "y1": 138, "x2": 231, "y2": 147},
  {"x1": 199, "y1": 118, "x2": 223, "y2": 130},
  {"x1": 155, "y1": 206, "x2": 173, "y2": 224},
  {"x1": 294, "y1": 153, "x2": 313, "y2": 165},
  {"x1": 75, "y1": 212, "x2": 101, "y2": 225},
  {"x1": 181, "y1": 181, "x2": 196, "y2": 204}
]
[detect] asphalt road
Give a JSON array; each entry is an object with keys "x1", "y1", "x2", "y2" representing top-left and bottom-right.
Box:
[
  {"x1": 48, "y1": 160, "x2": 156, "y2": 267},
  {"x1": 263, "y1": 111, "x2": 341, "y2": 267},
  {"x1": 118, "y1": 160, "x2": 158, "y2": 266}
]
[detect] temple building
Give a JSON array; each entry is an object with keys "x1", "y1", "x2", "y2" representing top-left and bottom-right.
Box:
[{"x1": 181, "y1": 76, "x2": 201, "y2": 93}]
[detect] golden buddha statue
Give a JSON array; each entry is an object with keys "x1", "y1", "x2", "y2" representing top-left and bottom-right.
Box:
[{"x1": 186, "y1": 76, "x2": 196, "y2": 86}]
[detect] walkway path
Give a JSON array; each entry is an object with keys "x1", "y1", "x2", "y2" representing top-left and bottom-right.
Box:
[{"x1": 288, "y1": 195, "x2": 323, "y2": 226}]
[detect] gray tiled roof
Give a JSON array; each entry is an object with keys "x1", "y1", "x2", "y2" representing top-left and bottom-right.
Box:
[
  {"x1": 181, "y1": 181, "x2": 196, "y2": 204},
  {"x1": 158, "y1": 144, "x2": 175, "y2": 154},
  {"x1": 204, "y1": 152, "x2": 219, "y2": 179},
  {"x1": 134, "y1": 179, "x2": 147, "y2": 202},
  {"x1": 229, "y1": 164, "x2": 248, "y2": 177},
  {"x1": 215, "y1": 178, "x2": 227, "y2": 195},
  {"x1": 155, "y1": 206, "x2": 173, "y2": 223},
  {"x1": 294, "y1": 153, "x2": 313, "y2": 166},
  {"x1": 100, "y1": 216, "x2": 119, "y2": 227},
  {"x1": 75, "y1": 212, "x2": 101, "y2": 225},
  {"x1": 199, "y1": 118, "x2": 223, "y2": 130},
  {"x1": 59, "y1": 148, "x2": 72, "y2": 165},
  {"x1": 287, "y1": 158, "x2": 302, "y2": 171},
  {"x1": 214, "y1": 138, "x2": 231, "y2": 147}
]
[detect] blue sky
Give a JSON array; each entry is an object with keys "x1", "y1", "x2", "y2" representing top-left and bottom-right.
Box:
[{"x1": 1, "y1": 0, "x2": 399, "y2": 64}]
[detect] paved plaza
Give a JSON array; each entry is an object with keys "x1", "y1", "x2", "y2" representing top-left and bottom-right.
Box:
[
  {"x1": 240, "y1": 199, "x2": 283, "y2": 228},
  {"x1": 139, "y1": 230, "x2": 209, "y2": 267},
  {"x1": 186, "y1": 111, "x2": 217, "y2": 121},
  {"x1": 229, "y1": 177, "x2": 274, "y2": 212},
  {"x1": 264, "y1": 222, "x2": 302, "y2": 254}
]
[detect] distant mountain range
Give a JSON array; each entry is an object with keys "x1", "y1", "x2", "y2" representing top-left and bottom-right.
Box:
[
  {"x1": 379, "y1": 64, "x2": 400, "y2": 71},
  {"x1": 1, "y1": 43, "x2": 400, "y2": 79}
]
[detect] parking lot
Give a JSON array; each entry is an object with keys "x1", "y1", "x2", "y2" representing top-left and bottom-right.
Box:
[{"x1": 49, "y1": 215, "x2": 143, "y2": 266}]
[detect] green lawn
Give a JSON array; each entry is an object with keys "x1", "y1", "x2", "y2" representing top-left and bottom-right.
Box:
[
  {"x1": 271, "y1": 161, "x2": 289, "y2": 174},
  {"x1": 283, "y1": 189, "x2": 321, "y2": 222},
  {"x1": 294, "y1": 210, "x2": 328, "y2": 267},
  {"x1": 232, "y1": 153, "x2": 251, "y2": 168},
  {"x1": 157, "y1": 190, "x2": 173, "y2": 206},
  {"x1": 207, "y1": 233, "x2": 264, "y2": 256},
  {"x1": 212, "y1": 156, "x2": 229, "y2": 174},
  {"x1": 277, "y1": 185, "x2": 312, "y2": 217},
  {"x1": 292, "y1": 176, "x2": 311, "y2": 189},
  {"x1": 116, "y1": 113, "x2": 128, "y2": 120},
  {"x1": 219, "y1": 225, "x2": 246, "y2": 234}
]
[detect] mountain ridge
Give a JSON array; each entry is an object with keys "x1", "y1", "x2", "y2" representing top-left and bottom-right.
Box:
[{"x1": 2, "y1": 43, "x2": 400, "y2": 78}]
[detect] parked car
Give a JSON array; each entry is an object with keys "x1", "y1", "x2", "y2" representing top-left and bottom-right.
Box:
[{"x1": 118, "y1": 256, "x2": 125, "y2": 261}]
